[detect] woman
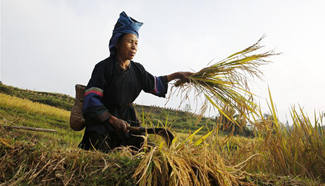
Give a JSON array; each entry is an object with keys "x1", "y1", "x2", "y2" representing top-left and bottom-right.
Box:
[{"x1": 79, "y1": 12, "x2": 192, "y2": 152}]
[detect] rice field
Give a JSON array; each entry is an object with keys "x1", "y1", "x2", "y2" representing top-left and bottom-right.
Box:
[
  {"x1": 0, "y1": 92, "x2": 82, "y2": 148},
  {"x1": 0, "y1": 93, "x2": 70, "y2": 119},
  {"x1": 0, "y1": 88, "x2": 324, "y2": 185}
]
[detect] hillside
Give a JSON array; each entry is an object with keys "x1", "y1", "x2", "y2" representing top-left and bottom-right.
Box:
[
  {"x1": 0, "y1": 83, "x2": 215, "y2": 133},
  {"x1": 0, "y1": 83, "x2": 74, "y2": 110}
]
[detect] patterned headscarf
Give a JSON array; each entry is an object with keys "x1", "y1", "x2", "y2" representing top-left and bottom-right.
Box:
[{"x1": 109, "y1": 11, "x2": 143, "y2": 55}]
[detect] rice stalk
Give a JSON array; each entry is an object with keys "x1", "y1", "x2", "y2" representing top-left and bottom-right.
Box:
[
  {"x1": 249, "y1": 90, "x2": 325, "y2": 181},
  {"x1": 133, "y1": 129, "x2": 258, "y2": 186},
  {"x1": 174, "y1": 37, "x2": 279, "y2": 123}
]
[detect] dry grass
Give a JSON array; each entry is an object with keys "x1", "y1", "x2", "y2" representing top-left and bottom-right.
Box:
[
  {"x1": 1, "y1": 101, "x2": 323, "y2": 185},
  {"x1": 0, "y1": 131, "x2": 139, "y2": 185}
]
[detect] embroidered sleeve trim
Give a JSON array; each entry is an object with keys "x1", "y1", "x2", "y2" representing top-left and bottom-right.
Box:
[{"x1": 84, "y1": 87, "x2": 104, "y2": 97}]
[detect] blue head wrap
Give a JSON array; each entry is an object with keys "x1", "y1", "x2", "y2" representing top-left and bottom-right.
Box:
[{"x1": 109, "y1": 11, "x2": 143, "y2": 55}]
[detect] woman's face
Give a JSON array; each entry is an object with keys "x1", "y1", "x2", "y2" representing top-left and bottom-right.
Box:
[{"x1": 116, "y1": 33, "x2": 138, "y2": 61}]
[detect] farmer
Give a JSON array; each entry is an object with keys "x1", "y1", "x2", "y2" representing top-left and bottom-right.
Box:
[{"x1": 78, "y1": 11, "x2": 192, "y2": 152}]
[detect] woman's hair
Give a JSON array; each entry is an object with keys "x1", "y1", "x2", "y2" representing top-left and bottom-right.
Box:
[{"x1": 109, "y1": 34, "x2": 126, "y2": 57}]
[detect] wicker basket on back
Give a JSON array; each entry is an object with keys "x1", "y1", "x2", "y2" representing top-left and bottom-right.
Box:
[{"x1": 70, "y1": 84, "x2": 86, "y2": 131}]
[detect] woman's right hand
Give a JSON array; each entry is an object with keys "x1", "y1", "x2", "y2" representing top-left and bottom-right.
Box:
[
  {"x1": 108, "y1": 115, "x2": 129, "y2": 134},
  {"x1": 167, "y1": 71, "x2": 194, "y2": 86}
]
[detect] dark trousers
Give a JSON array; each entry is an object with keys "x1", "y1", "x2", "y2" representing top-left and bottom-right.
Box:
[{"x1": 79, "y1": 130, "x2": 145, "y2": 153}]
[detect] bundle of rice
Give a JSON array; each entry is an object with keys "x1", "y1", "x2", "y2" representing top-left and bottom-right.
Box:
[{"x1": 175, "y1": 37, "x2": 278, "y2": 122}]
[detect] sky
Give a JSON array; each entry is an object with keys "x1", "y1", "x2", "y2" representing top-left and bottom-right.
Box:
[{"x1": 1, "y1": 0, "x2": 325, "y2": 123}]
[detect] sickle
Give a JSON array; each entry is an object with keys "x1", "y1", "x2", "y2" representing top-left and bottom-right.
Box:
[{"x1": 127, "y1": 126, "x2": 174, "y2": 147}]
